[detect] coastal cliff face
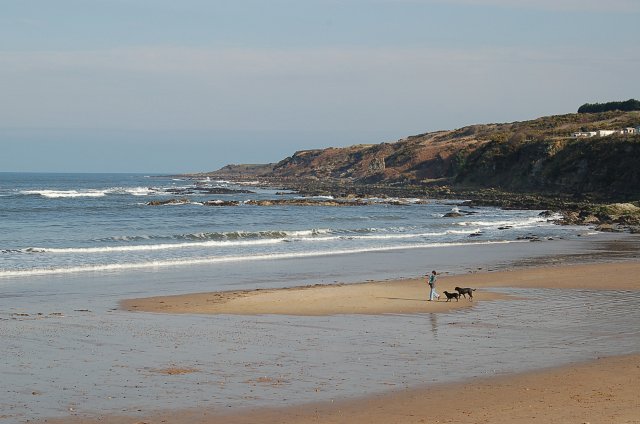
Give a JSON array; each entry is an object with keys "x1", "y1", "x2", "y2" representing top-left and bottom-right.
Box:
[
  {"x1": 271, "y1": 133, "x2": 483, "y2": 185},
  {"x1": 208, "y1": 111, "x2": 640, "y2": 201}
]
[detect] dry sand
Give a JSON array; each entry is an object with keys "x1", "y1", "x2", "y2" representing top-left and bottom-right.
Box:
[
  {"x1": 121, "y1": 261, "x2": 640, "y2": 316},
  {"x1": 49, "y1": 261, "x2": 640, "y2": 423}
]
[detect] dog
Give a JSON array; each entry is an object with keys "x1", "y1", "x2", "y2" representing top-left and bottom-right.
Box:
[
  {"x1": 442, "y1": 291, "x2": 459, "y2": 302},
  {"x1": 455, "y1": 286, "x2": 476, "y2": 300}
]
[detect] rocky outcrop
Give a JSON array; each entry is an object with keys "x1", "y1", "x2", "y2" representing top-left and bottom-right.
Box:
[
  {"x1": 192, "y1": 163, "x2": 275, "y2": 179},
  {"x1": 202, "y1": 200, "x2": 240, "y2": 206},
  {"x1": 244, "y1": 199, "x2": 359, "y2": 207},
  {"x1": 165, "y1": 187, "x2": 254, "y2": 195},
  {"x1": 146, "y1": 198, "x2": 191, "y2": 206},
  {"x1": 147, "y1": 197, "x2": 429, "y2": 207},
  {"x1": 558, "y1": 203, "x2": 640, "y2": 232}
]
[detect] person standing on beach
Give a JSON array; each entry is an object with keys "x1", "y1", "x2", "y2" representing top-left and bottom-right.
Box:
[{"x1": 428, "y1": 270, "x2": 440, "y2": 301}]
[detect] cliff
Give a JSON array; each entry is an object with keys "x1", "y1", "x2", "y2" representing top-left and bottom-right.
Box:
[{"x1": 206, "y1": 111, "x2": 640, "y2": 201}]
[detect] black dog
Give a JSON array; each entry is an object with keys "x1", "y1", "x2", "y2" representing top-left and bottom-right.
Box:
[
  {"x1": 442, "y1": 291, "x2": 459, "y2": 302},
  {"x1": 455, "y1": 286, "x2": 476, "y2": 300}
]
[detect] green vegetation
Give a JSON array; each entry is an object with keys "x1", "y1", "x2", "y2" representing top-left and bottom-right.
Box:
[{"x1": 578, "y1": 99, "x2": 640, "y2": 114}]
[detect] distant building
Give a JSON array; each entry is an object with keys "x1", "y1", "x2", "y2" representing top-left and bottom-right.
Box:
[
  {"x1": 596, "y1": 130, "x2": 616, "y2": 137},
  {"x1": 571, "y1": 127, "x2": 638, "y2": 138},
  {"x1": 572, "y1": 131, "x2": 597, "y2": 138}
]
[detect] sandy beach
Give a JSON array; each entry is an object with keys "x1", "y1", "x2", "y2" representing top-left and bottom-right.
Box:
[
  {"x1": 121, "y1": 261, "x2": 640, "y2": 316},
  {"x1": 56, "y1": 261, "x2": 638, "y2": 424},
  {"x1": 42, "y1": 353, "x2": 640, "y2": 424}
]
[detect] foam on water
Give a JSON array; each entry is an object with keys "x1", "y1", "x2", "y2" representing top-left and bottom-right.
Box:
[
  {"x1": 0, "y1": 240, "x2": 526, "y2": 278},
  {"x1": 19, "y1": 186, "x2": 163, "y2": 198},
  {"x1": 457, "y1": 215, "x2": 556, "y2": 228},
  {"x1": 20, "y1": 189, "x2": 109, "y2": 198}
]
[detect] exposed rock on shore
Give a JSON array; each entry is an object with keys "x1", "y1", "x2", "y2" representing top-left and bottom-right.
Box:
[
  {"x1": 165, "y1": 187, "x2": 254, "y2": 195},
  {"x1": 202, "y1": 200, "x2": 240, "y2": 206},
  {"x1": 146, "y1": 198, "x2": 191, "y2": 206},
  {"x1": 147, "y1": 197, "x2": 429, "y2": 207},
  {"x1": 443, "y1": 211, "x2": 464, "y2": 218},
  {"x1": 558, "y1": 203, "x2": 640, "y2": 233}
]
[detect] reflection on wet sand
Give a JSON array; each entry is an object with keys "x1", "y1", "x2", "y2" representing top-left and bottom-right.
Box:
[
  {"x1": 5, "y1": 287, "x2": 640, "y2": 422},
  {"x1": 429, "y1": 313, "x2": 438, "y2": 337}
]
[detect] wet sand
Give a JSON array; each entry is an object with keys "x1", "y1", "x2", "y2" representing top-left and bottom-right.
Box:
[
  {"x1": 216, "y1": 354, "x2": 640, "y2": 424},
  {"x1": 40, "y1": 355, "x2": 640, "y2": 424},
  {"x1": 43, "y1": 261, "x2": 640, "y2": 424},
  {"x1": 121, "y1": 261, "x2": 640, "y2": 316}
]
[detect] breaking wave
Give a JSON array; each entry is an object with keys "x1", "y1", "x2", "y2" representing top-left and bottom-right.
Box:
[
  {"x1": 20, "y1": 187, "x2": 161, "y2": 198},
  {"x1": 0, "y1": 240, "x2": 525, "y2": 278},
  {"x1": 7, "y1": 227, "x2": 492, "y2": 255}
]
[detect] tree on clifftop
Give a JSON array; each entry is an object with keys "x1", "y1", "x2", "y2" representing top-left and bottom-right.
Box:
[{"x1": 578, "y1": 99, "x2": 640, "y2": 113}]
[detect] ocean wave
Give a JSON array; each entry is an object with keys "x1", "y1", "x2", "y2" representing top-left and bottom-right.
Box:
[
  {"x1": 217, "y1": 228, "x2": 329, "y2": 240},
  {"x1": 457, "y1": 216, "x2": 553, "y2": 228},
  {"x1": 20, "y1": 238, "x2": 286, "y2": 254},
  {"x1": 313, "y1": 229, "x2": 483, "y2": 242},
  {"x1": 0, "y1": 240, "x2": 525, "y2": 278},
  {"x1": 234, "y1": 180, "x2": 261, "y2": 186},
  {"x1": 97, "y1": 229, "x2": 333, "y2": 243},
  {"x1": 21, "y1": 189, "x2": 109, "y2": 198},
  {"x1": 100, "y1": 235, "x2": 154, "y2": 242},
  {"x1": 17, "y1": 229, "x2": 336, "y2": 254},
  {"x1": 16, "y1": 227, "x2": 489, "y2": 255},
  {"x1": 12, "y1": 228, "x2": 496, "y2": 254},
  {"x1": 19, "y1": 186, "x2": 162, "y2": 198},
  {"x1": 294, "y1": 195, "x2": 335, "y2": 200},
  {"x1": 123, "y1": 187, "x2": 157, "y2": 196}
]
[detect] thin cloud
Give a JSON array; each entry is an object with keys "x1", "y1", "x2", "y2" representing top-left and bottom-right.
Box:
[
  {"x1": 389, "y1": 0, "x2": 640, "y2": 12},
  {"x1": 0, "y1": 45, "x2": 637, "y2": 132},
  {"x1": 1, "y1": 44, "x2": 635, "y2": 75}
]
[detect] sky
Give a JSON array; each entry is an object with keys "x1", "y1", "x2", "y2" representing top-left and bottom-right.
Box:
[{"x1": 1, "y1": 0, "x2": 639, "y2": 173}]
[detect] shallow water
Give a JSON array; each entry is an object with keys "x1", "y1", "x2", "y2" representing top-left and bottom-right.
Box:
[{"x1": 2, "y1": 288, "x2": 639, "y2": 422}]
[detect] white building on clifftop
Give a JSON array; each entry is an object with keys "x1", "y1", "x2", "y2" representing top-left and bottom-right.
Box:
[
  {"x1": 596, "y1": 130, "x2": 616, "y2": 137},
  {"x1": 571, "y1": 127, "x2": 639, "y2": 138},
  {"x1": 572, "y1": 131, "x2": 598, "y2": 137}
]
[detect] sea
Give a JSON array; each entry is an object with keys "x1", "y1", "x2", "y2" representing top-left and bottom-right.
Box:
[
  {"x1": 0, "y1": 172, "x2": 597, "y2": 280},
  {"x1": 1, "y1": 172, "x2": 639, "y2": 422}
]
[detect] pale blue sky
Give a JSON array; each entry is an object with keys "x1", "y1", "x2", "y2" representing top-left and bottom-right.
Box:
[{"x1": 1, "y1": 0, "x2": 639, "y2": 172}]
